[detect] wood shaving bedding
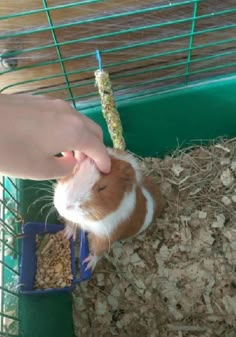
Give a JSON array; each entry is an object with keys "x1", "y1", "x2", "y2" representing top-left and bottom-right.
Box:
[{"x1": 73, "y1": 138, "x2": 236, "y2": 337}]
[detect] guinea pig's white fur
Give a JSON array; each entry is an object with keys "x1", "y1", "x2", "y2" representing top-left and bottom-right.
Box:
[
  {"x1": 54, "y1": 157, "x2": 99, "y2": 214},
  {"x1": 53, "y1": 148, "x2": 143, "y2": 238},
  {"x1": 138, "y1": 186, "x2": 155, "y2": 234}
]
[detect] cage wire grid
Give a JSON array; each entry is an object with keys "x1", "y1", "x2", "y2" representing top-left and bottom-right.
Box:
[
  {"x1": 0, "y1": 0, "x2": 236, "y2": 336},
  {"x1": 0, "y1": 177, "x2": 20, "y2": 337},
  {"x1": 0, "y1": 1, "x2": 236, "y2": 109}
]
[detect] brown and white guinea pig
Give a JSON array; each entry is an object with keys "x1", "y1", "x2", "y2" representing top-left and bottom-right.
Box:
[{"x1": 53, "y1": 148, "x2": 164, "y2": 270}]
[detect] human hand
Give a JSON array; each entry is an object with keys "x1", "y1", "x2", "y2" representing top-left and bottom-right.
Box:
[{"x1": 0, "y1": 94, "x2": 111, "y2": 180}]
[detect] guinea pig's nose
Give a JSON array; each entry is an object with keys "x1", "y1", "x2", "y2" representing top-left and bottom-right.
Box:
[{"x1": 66, "y1": 204, "x2": 74, "y2": 210}]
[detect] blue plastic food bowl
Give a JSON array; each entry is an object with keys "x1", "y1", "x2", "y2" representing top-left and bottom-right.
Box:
[{"x1": 19, "y1": 222, "x2": 92, "y2": 294}]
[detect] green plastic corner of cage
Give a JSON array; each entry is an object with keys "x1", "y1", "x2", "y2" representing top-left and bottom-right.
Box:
[{"x1": 19, "y1": 293, "x2": 75, "y2": 337}]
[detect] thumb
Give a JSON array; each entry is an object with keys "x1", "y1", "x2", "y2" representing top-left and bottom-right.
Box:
[
  {"x1": 42, "y1": 156, "x2": 78, "y2": 179},
  {"x1": 79, "y1": 135, "x2": 111, "y2": 173}
]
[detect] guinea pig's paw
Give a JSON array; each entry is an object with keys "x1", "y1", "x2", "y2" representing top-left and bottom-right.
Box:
[
  {"x1": 83, "y1": 254, "x2": 99, "y2": 271},
  {"x1": 63, "y1": 223, "x2": 78, "y2": 241}
]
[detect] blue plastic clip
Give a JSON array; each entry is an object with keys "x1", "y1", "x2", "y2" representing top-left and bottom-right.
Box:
[{"x1": 96, "y1": 49, "x2": 103, "y2": 71}]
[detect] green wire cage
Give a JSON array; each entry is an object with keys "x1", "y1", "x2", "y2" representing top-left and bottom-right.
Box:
[{"x1": 1, "y1": 1, "x2": 236, "y2": 336}]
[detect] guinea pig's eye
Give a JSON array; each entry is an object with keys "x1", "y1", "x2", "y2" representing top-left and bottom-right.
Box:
[{"x1": 97, "y1": 185, "x2": 107, "y2": 192}]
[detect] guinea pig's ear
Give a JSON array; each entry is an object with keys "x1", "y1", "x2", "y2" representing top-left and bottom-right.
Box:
[{"x1": 118, "y1": 160, "x2": 135, "y2": 182}]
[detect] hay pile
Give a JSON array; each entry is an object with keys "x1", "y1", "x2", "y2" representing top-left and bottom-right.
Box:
[{"x1": 73, "y1": 138, "x2": 236, "y2": 337}]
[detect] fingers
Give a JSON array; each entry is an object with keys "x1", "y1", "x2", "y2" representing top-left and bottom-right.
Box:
[
  {"x1": 79, "y1": 113, "x2": 103, "y2": 141},
  {"x1": 72, "y1": 113, "x2": 109, "y2": 172},
  {"x1": 60, "y1": 116, "x2": 109, "y2": 174},
  {"x1": 61, "y1": 151, "x2": 74, "y2": 158},
  {"x1": 41, "y1": 156, "x2": 78, "y2": 180},
  {"x1": 62, "y1": 150, "x2": 87, "y2": 165},
  {"x1": 78, "y1": 133, "x2": 111, "y2": 173},
  {"x1": 74, "y1": 151, "x2": 87, "y2": 163},
  {"x1": 49, "y1": 107, "x2": 110, "y2": 175}
]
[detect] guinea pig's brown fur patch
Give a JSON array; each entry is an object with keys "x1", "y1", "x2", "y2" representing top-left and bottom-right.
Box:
[
  {"x1": 87, "y1": 176, "x2": 165, "y2": 257},
  {"x1": 87, "y1": 185, "x2": 146, "y2": 256},
  {"x1": 82, "y1": 157, "x2": 136, "y2": 220},
  {"x1": 113, "y1": 185, "x2": 147, "y2": 240},
  {"x1": 142, "y1": 175, "x2": 165, "y2": 218}
]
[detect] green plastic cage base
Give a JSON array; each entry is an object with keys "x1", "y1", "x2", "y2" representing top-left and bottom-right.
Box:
[
  {"x1": 18, "y1": 74, "x2": 236, "y2": 337},
  {"x1": 20, "y1": 293, "x2": 74, "y2": 337}
]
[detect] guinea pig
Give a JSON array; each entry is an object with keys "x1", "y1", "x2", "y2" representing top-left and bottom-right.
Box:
[{"x1": 53, "y1": 148, "x2": 164, "y2": 271}]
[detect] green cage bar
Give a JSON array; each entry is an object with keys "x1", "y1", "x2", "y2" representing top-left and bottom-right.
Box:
[{"x1": 0, "y1": 176, "x2": 20, "y2": 336}]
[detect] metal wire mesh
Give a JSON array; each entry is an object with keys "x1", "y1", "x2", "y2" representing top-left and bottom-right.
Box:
[
  {"x1": 0, "y1": 177, "x2": 20, "y2": 337},
  {"x1": 0, "y1": 0, "x2": 236, "y2": 110}
]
